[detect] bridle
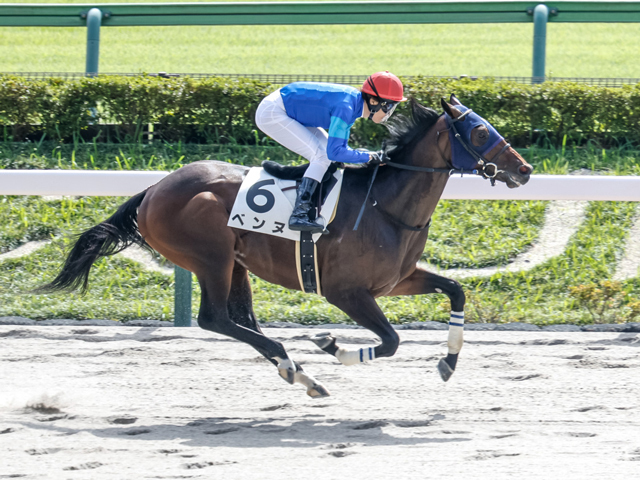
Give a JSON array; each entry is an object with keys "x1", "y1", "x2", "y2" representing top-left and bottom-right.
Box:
[
  {"x1": 353, "y1": 112, "x2": 513, "y2": 231},
  {"x1": 385, "y1": 111, "x2": 512, "y2": 186}
]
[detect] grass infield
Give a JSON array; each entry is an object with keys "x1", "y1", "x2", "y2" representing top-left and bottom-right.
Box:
[
  {"x1": 1, "y1": 142, "x2": 639, "y2": 326},
  {"x1": 0, "y1": 1, "x2": 639, "y2": 78}
]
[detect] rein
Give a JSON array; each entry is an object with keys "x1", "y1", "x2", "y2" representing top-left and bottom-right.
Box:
[{"x1": 352, "y1": 111, "x2": 511, "y2": 231}]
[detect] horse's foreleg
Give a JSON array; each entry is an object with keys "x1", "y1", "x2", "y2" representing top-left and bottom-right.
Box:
[
  {"x1": 388, "y1": 267, "x2": 465, "y2": 382},
  {"x1": 225, "y1": 264, "x2": 330, "y2": 398},
  {"x1": 316, "y1": 288, "x2": 399, "y2": 366}
]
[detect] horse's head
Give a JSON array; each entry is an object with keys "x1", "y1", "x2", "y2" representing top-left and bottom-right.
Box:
[{"x1": 440, "y1": 95, "x2": 532, "y2": 188}]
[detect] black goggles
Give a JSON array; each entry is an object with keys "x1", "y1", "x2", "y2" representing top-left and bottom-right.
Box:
[{"x1": 378, "y1": 99, "x2": 398, "y2": 113}]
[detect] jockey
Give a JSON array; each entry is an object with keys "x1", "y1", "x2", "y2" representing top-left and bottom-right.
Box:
[{"x1": 255, "y1": 71, "x2": 407, "y2": 233}]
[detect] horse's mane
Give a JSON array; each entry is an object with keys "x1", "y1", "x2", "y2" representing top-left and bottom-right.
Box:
[
  {"x1": 343, "y1": 98, "x2": 441, "y2": 176},
  {"x1": 385, "y1": 98, "x2": 441, "y2": 162}
]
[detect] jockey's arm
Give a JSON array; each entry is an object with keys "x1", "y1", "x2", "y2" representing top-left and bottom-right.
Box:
[{"x1": 326, "y1": 111, "x2": 371, "y2": 164}]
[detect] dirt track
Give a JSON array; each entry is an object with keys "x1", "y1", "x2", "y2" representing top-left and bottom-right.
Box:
[{"x1": 1, "y1": 326, "x2": 639, "y2": 479}]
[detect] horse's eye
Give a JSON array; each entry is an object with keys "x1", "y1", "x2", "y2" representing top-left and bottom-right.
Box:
[{"x1": 473, "y1": 127, "x2": 489, "y2": 147}]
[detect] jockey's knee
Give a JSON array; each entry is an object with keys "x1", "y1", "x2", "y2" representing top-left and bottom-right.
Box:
[{"x1": 375, "y1": 330, "x2": 400, "y2": 358}]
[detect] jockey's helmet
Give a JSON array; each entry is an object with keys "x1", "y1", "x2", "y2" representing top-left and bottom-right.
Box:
[
  {"x1": 362, "y1": 71, "x2": 407, "y2": 121},
  {"x1": 361, "y1": 71, "x2": 407, "y2": 103}
]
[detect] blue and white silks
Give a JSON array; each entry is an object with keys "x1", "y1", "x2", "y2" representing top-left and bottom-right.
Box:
[{"x1": 279, "y1": 82, "x2": 370, "y2": 164}]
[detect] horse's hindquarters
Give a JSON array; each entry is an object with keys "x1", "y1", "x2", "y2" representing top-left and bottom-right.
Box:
[{"x1": 138, "y1": 161, "x2": 246, "y2": 274}]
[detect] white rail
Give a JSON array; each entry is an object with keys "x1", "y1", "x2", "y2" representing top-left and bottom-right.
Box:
[{"x1": 1, "y1": 170, "x2": 639, "y2": 201}]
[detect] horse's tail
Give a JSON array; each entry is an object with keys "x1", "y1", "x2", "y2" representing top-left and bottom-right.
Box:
[{"x1": 35, "y1": 189, "x2": 149, "y2": 294}]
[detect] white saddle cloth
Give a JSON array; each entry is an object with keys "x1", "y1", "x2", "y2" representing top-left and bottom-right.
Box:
[{"x1": 227, "y1": 167, "x2": 343, "y2": 242}]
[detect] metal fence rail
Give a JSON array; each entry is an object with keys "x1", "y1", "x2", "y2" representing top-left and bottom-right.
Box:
[
  {"x1": 2, "y1": 72, "x2": 640, "y2": 88},
  {"x1": 3, "y1": 1, "x2": 640, "y2": 26}
]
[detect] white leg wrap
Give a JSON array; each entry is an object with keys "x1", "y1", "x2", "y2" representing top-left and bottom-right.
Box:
[
  {"x1": 447, "y1": 311, "x2": 465, "y2": 355},
  {"x1": 293, "y1": 368, "x2": 318, "y2": 389},
  {"x1": 335, "y1": 346, "x2": 376, "y2": 366},
  {"x1": 276, "y1": 357, "x2": 295, "y2": 372}
]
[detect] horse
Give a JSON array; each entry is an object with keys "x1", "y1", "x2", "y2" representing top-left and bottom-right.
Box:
[{"x1": 38, "y1": 95, "x2": 532, "y2": 398}]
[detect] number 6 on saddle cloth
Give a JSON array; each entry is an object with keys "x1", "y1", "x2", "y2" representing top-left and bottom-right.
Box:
[{"x1": 227, "y1": 161, "x2": 343, "y2": 295}]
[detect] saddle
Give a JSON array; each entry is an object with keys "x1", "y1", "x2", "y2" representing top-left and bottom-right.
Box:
[
  {"x1": 261, "y1": 160, "x2": 341, "y2": 182},
  {"x1": 261, "y1": 160, "x2": 340, "y2": 216}
]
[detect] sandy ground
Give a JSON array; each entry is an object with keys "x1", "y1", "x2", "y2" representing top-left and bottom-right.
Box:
[{"x1": 1, "y1": 326, "x2": 639, "y2": 479}]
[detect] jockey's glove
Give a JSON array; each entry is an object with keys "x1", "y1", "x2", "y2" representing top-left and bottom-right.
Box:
[{"x1": 368, "y1": 150, "x2": 389, "y2": 165}]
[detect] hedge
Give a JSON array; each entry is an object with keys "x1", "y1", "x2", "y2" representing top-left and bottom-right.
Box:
[{"x1": 1, "y1": 74, "x2": 640, "y2": 148}]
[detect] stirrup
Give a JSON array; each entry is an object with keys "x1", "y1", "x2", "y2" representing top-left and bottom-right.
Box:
[{"x1": 289, "y1": 218, "x2": 326, "y2": 234}]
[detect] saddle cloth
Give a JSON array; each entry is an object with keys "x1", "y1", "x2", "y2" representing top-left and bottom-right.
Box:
[{"x1": 227, "y1": 167, "x2": 343, "y2": 242}]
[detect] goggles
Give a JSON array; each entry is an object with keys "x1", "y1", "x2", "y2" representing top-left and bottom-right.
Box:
[
  {"x1": 380, "y1": 101, "x2": 397, "y2": 123},
  {"x1": 365, "y1": 76, "x2": 399, "y2": 121},
  {"x1": 379, "y1": 99, "x2": 398, "y2": 114}
]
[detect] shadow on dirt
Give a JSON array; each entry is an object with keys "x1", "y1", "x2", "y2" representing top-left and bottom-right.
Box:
[{"x1": 13, "y1": 415, "x2": 470, "y2": 449}]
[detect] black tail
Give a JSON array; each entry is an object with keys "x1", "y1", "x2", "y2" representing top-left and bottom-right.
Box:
[{"x1": 35, "y1": 189, "x2": 150, "y2": 294}]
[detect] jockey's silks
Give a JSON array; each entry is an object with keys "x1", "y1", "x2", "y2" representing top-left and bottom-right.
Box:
[{"x1": 280, "y1": 82, "x2": 370, "y2": 164}]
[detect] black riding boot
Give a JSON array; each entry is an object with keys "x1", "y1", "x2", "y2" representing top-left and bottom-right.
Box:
[{"x1": 289, "y1": 177, "x2": 326, "y2": 234}]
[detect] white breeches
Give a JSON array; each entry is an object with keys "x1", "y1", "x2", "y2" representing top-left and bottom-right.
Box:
[{"x1": 255, "y1": 89, "x2": 332, "y2": 182}]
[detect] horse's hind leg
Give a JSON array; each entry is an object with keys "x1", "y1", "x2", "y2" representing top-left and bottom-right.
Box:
[
  {"x1": 227, "y1": 263, "x2": 264, "y2": 335},
  {"x1": 313, "y1": 288, "x2": 400, "y2": 366},
  {"x1": 204, "y1": 261, "x2": 329, "y2": 397}
]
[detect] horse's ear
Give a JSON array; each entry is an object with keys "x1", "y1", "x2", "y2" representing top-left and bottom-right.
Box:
[
  {"x1": 440, "y1": 98, "x2": 452, "y2": 115},
  {"x1": 441, "y1": 98, "x2": 462, "y2": 119},
  {"x1": 450, "y1": 94, "x2": 462, "y2": 106}
]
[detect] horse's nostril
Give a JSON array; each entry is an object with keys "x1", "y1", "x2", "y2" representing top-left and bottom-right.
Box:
[{"x1": 519, "y1": 165, "x2": 532, "y2": 176}]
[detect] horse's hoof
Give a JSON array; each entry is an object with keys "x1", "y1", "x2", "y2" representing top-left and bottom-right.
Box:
[
  {"x1": 310, "y1": 331, "x2": 336, "y2": 350},
  {"x1": 307, "y1": 383, "x2": 331, "y2": 398},
  {"x1": 278, "y1": 367, "x2": 295, "y2": 385},
  {"x1": 437, "y1": 358, "x2": 455, "y2": 382}
]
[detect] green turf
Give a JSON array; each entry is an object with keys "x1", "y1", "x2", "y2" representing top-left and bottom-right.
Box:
[
  {"x1": 0, "y1": 198, "x2": 637, "y2": 325},
  {"x1": 1, "y1": 15, "x2": 640, "y2": 77},
  {"x1": 1, "y1": 143, "x2": 639, "y2": 324}
]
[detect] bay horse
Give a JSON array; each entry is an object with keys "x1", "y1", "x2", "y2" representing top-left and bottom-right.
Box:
[{"x1": 38, "y1": 96, "x2": 532, "y2": 398}]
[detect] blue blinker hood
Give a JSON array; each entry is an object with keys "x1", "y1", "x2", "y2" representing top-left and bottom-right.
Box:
[{"x1": 445, "y1": 105, "x2": 505, "y2": 170}]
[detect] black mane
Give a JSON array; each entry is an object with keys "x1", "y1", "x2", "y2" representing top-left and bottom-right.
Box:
[{"x1": 385, "y1": 98, "x2": 441, "y2": 161}]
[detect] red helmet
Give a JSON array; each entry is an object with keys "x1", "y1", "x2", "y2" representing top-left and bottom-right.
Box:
[{"x1": 362, "y1": 71, "x2": 407, "y2": 102}]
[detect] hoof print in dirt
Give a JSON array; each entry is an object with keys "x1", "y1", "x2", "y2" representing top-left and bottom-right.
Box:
[
  {"x1": 63, "y1": 462, "x2": 103, "y2": 471},
  {"x1": 26, "y1": 448, "x2": 62, "y2": 455},
  {"x1": 119, "y1": 428, "x2": 151, "y2": 436},
  {"x1": 36, "y1": 414, "x2": 69, "y2": 422},
  {"x1": 351, "y1": 420, "x2": 389, "y2": 430},
  {"x1": 107, "y1": 415, "x2": 137, "y2": 425},
  {"x1": 204, "y1": 427, "x2": 241, "y2": 435},
  {"x1": 503, "y1": 373, "x2": 543, "y2": 381},
  {"x1": 328, "y1": 450, "x2": 356, "y2": 458},
  {"x1": 182, "y1": 461, "x2": 237, "y2": 469},
  {"x1": 260, "y1": 403, "x2": 291, "y2": 411},
  {"x1": 395, "y1": 420, "x2": 431, "y2": 428}
]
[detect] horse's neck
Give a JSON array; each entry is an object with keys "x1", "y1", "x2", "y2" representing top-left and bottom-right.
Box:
[{"x1": 375, "y1": 134, "x2": 450, "y2": 229}]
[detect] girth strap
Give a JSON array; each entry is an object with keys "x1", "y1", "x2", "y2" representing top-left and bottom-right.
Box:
[{"x1": 296, "y1": 232, "x2": 321, "y2": 295}]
